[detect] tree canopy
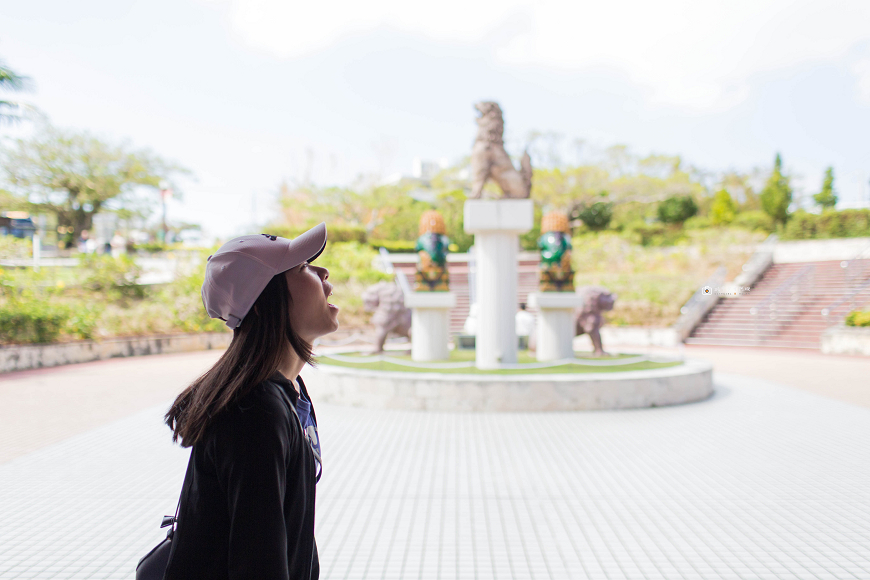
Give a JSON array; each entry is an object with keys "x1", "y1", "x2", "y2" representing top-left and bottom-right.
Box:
[
  {"x1": 2, "y1": 126, "x2": 187, "y2": 238},
  {"x1": 813, "y1": 167, "x2": 837, "y2": 210},
  {"x1": 760, "y1": 153, "x2": 792, "y2": 225},
  {"x1": 0, "y1": 60, "x2": 29, "y2": 123}
]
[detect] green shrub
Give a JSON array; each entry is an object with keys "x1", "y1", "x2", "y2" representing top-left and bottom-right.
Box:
[
  {"x1": 684, "y1": 216, "x2": 712, "y2": 230},
  {"x1": 519, "y1": 203, "x2": 543, "y2": 251},
  {"x1": 0, "y1": 302, "x2": 68, "y2": 344},
  {"x1": 317, "y1": 242, "x2": 393, "y2": 285},
  {"x1": 623, "y1": 221, "x2": 686, "y2": 246},
  {"x1": 369, "y1": 239, "x2": 417, "y2": 253},
  {"x1": 783, "y1": 210, "x2": 817, "y2": 240},
  {"x1": 781, "y1": 209, "x2": 870, "y2": 240},
  {"x1": 78, "y1": 254, "x2": 146, "y2": 299},
  {"x1": 133, "y1": 242, "x2": 184, "y2": 253},
  {"x1": 0, "y1": 299, "x2": 98, "y2": 344},
  {"x1": 266, "y1": 224, "x2": 368, "y2": 244},
  {"x1": 657, "y1": 195, "x2": 698, "y2": 224},
  {"x1": 609, "y1": 201, "x2": 652, "y2": 231},
  {"x1": 577, "y1": 202, "x2": 614, "y2": 231},
  {"x1": 710, "y1": 189, "x2": 737, "y2": 225},
  {"x1": 845, "y1": 311, "x2": 870, "y2": 327},
  {"x1": 155, "y1": 267, "x2": 228, "y2": 334},
  {"x1": 732, "y1": 210, "x2": 774, "y2": 232},
  {"x1": 839, "y1": 209, "x2": 870, "y2": 237},
  {"x1": 0, "y1": 236, "x2": 32, "y2": 259}
]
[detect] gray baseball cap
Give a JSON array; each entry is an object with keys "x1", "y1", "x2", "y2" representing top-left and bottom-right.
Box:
[{"x1": 202, "y1": 223, "x2": 327, "y2": 328}]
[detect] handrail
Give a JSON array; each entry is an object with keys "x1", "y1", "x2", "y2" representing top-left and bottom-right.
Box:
[
  {"x1": 841, "y1": 240, "x2": 870, "y2": 286},
  {"x1": 732, "y1": 233, "x2": 777, "y2": 291},
  {"x1": 378, "y1": 246, "x2": 412, "y2": 297},
  {"x1": 750, "y1": 264, "x2": 815, "y2": 341},
  {"x1": 679, "y1": 267, "x2": 727, "y2": 315},
  {"x1": 821, "y1": 278, "x2": 870, "y2": 326},
  {"x1": 672, "y1": 267, "x2": 726, "y2": 342}
]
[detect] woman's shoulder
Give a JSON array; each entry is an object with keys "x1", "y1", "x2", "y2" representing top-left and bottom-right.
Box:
[{"x1": 210, "y1": 378, "x2": 294, "y2": 441}]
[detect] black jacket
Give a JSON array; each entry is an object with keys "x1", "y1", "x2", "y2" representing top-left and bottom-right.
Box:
[{"x1": 164, "y1": 373, "x2": 320, "y2": 580}]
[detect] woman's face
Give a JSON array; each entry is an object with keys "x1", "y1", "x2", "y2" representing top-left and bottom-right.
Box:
[{"x1": 284, "y1": 262, "x2": 339, "y2": 343}]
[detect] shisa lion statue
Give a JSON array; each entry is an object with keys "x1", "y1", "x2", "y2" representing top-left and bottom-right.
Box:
[
  {"x1": 537, "y1": 211, "x2": 575, "y2": 292},
  {"x1": 362, "y1": 281, "x2": 412, "y2": 353},
  {"x1": 414, "y1": 210, "x2": 450, "y2": 291},
  {"x1": 575, "y1": 286, "x2": 617, "y2": 357},
  {"x1": 469, "y1": 101, "x2": 532, "y2": 199}
]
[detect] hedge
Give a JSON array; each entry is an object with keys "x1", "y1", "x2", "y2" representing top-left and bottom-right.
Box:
[
  {"x1": 845, "y1": 311, "x2": 870, "y2": 327},
  {"x1": 783, "y1": 209, "x2": 870, "y2": 240}
]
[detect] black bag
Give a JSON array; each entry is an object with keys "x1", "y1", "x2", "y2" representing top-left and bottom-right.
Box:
[{"x1": 136, "y1": 508, "x2": 179, "y2": 580}]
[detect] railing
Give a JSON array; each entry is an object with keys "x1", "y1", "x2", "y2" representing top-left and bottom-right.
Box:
[
  {"x1": 750, "y1": 264, "x2": 815, "y2": 341},
  {"x1": 378, "y1": 246, "x2": 412, "y2": 297},
  {"x1": 734, "y1": 233, "x2": 778, "y2": 288},
  {"x1": 672, "y1": 266, "x2": 727, "y2": 342},
  {"x1": 841, "y1": 240, "x2": 870, "y2": 286},
  {"x1": 821, "y1": 278, "x2": 870, "y2": 327}
]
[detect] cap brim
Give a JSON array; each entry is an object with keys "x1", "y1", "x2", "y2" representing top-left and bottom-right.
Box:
[{"x1": 279, "y1": 222, "x2": 327, "y2": 272}]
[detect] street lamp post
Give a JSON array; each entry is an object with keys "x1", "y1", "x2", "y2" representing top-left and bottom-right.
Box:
[{"x1": 159, "y1": 181, "x2": 172, "y2": 244}]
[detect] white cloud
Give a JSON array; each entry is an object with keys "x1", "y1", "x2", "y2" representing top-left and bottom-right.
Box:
[
  {"x1": 852, "y1": 58, "x2": 870, "y2": 105},
  {"x1": 201, "y1": 0, "x2": 870, "y2": 112}
]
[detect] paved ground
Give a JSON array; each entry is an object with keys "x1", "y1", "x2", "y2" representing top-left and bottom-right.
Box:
[{"x1": 1, "y1": 349, "x2": 869, "y2": 579}]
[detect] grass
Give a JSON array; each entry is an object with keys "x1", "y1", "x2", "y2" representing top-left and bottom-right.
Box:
[
  {"x1": 573, "y1": 228, "x2": 765, "y2": 326},
  {"x1": 319, "y1": 349, "x2": 682, "y2": 375}
]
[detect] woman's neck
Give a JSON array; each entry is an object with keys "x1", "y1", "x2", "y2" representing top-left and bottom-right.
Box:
[{"x1": 278, "y1": 350, "x2": 304, "y2": 393}]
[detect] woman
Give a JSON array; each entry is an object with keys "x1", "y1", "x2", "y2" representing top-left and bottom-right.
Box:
[{"x1": 163, "y1": 223, "x2": 338, "y2": 580}]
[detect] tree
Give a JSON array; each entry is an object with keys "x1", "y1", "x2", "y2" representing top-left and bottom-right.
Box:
[
  {"x1": 0, "y1": 60, "x2": 29, "y2": 123},
  {"x1": 710, "y1": 189, "x2": 737, "y2": 225},
  {"x1": 2, "y1": 126, "x2": 187, "y2": 240},
  {"x1": 577, "y1": 200, "x2": 613, "y2": 230},
  {"x1": 657, "y1": 195, "x2": 698, "y2": 224},
  {"x1": 760, "y1": 153, "x2": 792, "y2": 225},
  {"x1": 813, "y1": 167, "x2": 837, "y2": 210}
]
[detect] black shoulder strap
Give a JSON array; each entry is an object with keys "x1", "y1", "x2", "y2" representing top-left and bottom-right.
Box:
[{"x1": 273, "y1": 379, "x2": 322, "y2": 483}]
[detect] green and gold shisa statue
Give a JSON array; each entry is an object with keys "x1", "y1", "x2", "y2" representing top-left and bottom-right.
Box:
[
  {"x1": 537, "y1": 211, "x2": 575, "y2": 292},
  {"x1": 414, "y1": 210, "x2": 451, "y2": 291}
]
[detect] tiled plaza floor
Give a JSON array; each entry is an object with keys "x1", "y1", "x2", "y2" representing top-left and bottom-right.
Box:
[{"x1": 1, "y1": 371, "x2": 869, "y2": 579}]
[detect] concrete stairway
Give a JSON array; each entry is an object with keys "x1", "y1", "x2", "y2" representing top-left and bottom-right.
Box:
[{"x1": 687, "y1": 260, "x2": 870, "y2": 349}]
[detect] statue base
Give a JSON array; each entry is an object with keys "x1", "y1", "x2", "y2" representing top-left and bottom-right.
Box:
[
  {"x1": 528, "y1": 292, "x2": 585, "y2": 362},
  {"x1": 405, "y1": 292, "x2": 456, "y2": 362}
]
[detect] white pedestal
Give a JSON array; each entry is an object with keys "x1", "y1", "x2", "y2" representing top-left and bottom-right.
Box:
[
  {"x1": 465, "y1": 200, "x2": 534, "y2": 369},
  {"x1": 405, "y1": 292, "x2": 456, "y2": 362},
  {"x1": 528, "y1": 292, "x2": 584, "y2": 362}
]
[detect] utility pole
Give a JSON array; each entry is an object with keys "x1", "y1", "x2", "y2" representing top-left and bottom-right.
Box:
[{"x1": 159, "y1": 181, "x2": 172, "y2": 244}]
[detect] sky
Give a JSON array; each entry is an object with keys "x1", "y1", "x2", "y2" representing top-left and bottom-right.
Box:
[{"x1": 2, "y1": 0, "x2": 870, "y2": 240}]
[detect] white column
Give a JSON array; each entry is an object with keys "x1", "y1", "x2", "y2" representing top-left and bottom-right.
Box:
[
  {"x1": 405, "y1": 292, "x2": 456, "y2": 362},
  {"x1": 464, "y1": 200, "x2": 533, "y2": 369},
  {"x1": 528, "y1": 292, "x2": 585, "y2": 361}
]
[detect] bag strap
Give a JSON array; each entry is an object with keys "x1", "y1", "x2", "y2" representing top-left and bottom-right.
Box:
[{"x1": 274, "y1": 378, "x2": 322, "y2": 483}]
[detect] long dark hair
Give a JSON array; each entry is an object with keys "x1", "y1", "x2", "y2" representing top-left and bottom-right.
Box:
[{"x1": 165, "y1": 272, "x2": 314, "y2": 447}]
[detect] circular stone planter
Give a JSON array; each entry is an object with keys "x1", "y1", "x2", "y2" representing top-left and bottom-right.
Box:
[{"x1": 304, "y1": 358, "x2": 713, "y2": 412}]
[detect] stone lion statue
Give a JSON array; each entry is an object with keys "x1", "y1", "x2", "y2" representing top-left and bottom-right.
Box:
[
  {"x1": 575, "y1": 286, "x2": 617, "y2": 357},
  {"x1": 362, "y1": 281, "x2": 412, "y2": 353},
  {"x1": 469, "y1": 101, "x2": 532, "y2": 199}
]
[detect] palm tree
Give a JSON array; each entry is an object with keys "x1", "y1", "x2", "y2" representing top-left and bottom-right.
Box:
[{"x1": 0, "y1": 60, "x2": 31, "y2": 123}]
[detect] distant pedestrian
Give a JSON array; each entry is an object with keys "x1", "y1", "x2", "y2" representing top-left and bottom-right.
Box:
[
  {"x1": 110, "y1": 232, "x2": 126, "y2": 258},
  {"x1": 77, "y1": 229, "x2": 96, "y2": 254},
  {"x1": 515, "y1": 302, "x2": 535, "y2": 337},
  {"x1": 161, "y1": 224, "x2": 337, "y2": 579}
]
